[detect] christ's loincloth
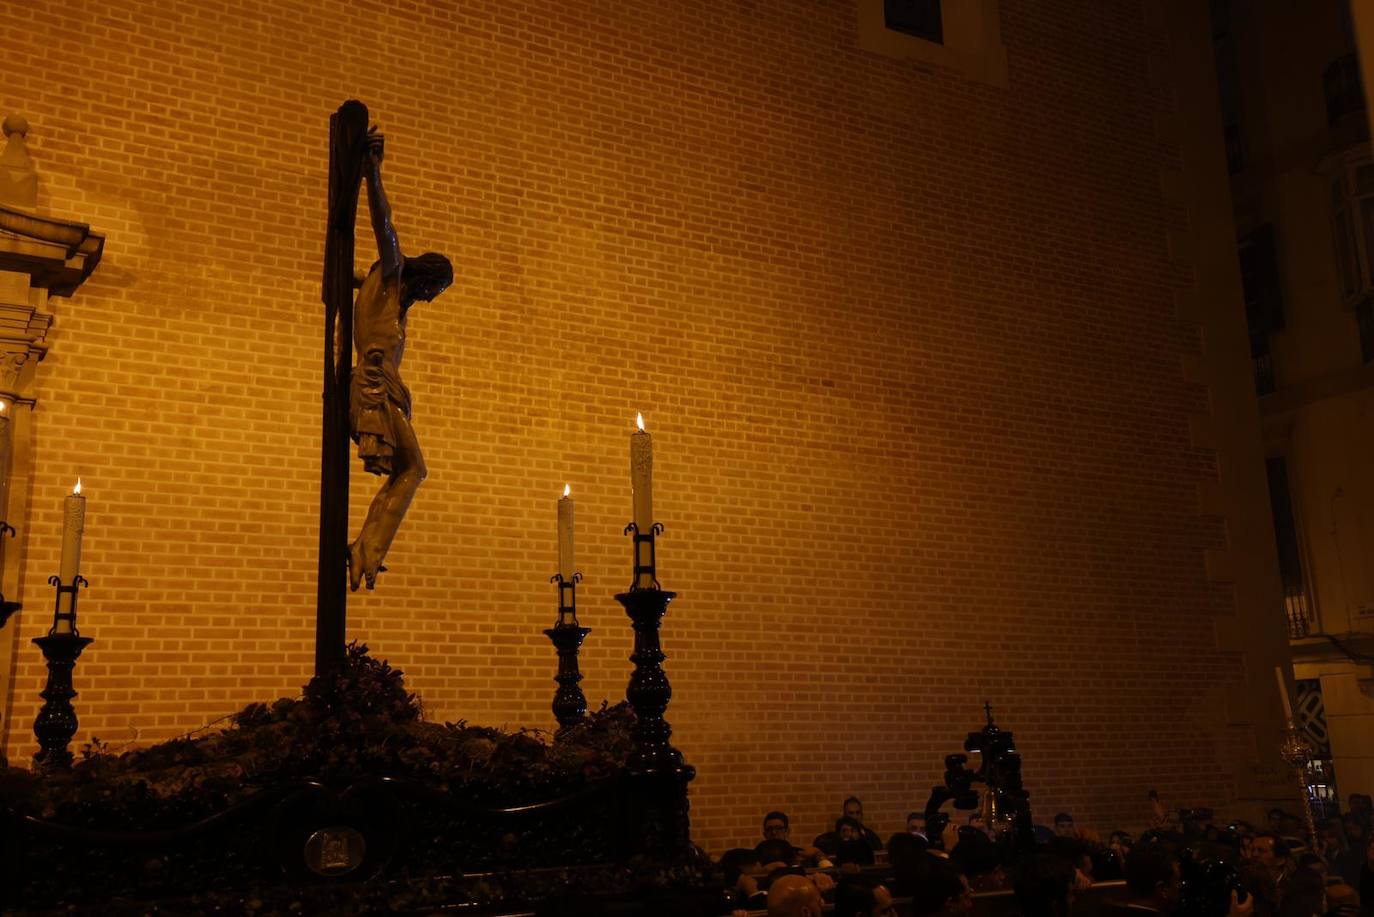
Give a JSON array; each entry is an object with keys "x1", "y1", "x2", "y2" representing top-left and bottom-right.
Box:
[{"x1": 349, "y1": 359, "x2": 413, "y2": 476}]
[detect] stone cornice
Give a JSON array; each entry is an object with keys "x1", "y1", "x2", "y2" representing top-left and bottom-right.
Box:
[{"x1": 0, "y1": 203, "x2": 104, "y2": 298}]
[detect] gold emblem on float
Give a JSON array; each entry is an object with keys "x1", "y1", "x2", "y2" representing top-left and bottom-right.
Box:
[{"x1": 303, "y1": 826, "x2": 366, "y2": 876}]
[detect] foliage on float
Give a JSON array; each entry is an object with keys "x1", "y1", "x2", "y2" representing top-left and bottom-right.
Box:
[{"x1": 0, "y1": 642, "x2": 637, "y2": 830}]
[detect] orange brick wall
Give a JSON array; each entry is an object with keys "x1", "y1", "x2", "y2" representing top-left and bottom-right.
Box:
[{"x1": 2, "y1": 0, "x2": 1247, "y2": 853}]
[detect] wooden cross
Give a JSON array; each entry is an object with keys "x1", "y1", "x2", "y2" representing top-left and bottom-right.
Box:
[{"x1": 315, "y1": 100, "x2": 368, "y2": 677}]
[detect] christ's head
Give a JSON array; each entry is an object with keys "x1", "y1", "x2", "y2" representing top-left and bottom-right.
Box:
[{"x1": 403, "y1": 251, "x2": 454, "y2": 305}]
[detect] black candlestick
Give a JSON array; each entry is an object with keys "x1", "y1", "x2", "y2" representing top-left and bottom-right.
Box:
[
  {"x1": 32, "y1": 632, "x2": 93, "y2": 772},
  {"x1": 47, "y1": 573, "x2": 87, "y2": 636},
  {"x1": 546, "y1": 572, "x2": 590, "y2": 729},
  {"x1": 615, "y1": 587, "x2": 690, "y2": 777},
  {"x1": 623, "y1": 521, "x2": 663, "y2": 590},
  {"x1": 33, "y1": 574, "x2": 93, "y2": 772},
  {"x1": 615, "y1": 580, "x2": 695, "y2": 861}
]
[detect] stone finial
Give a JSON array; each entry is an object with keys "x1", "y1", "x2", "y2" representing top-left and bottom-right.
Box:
[{"x1": 0, "y1": 114, "x2": 38, "y2": 210}]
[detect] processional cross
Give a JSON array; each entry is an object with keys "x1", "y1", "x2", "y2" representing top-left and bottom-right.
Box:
[{"x1": 315, "y1": 101, "x2": 453, "y2": 676}]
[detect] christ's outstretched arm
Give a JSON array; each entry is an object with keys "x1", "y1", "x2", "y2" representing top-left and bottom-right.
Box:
[{"x1": 364, "y1": 129, "x2": 401, "y2": 278}]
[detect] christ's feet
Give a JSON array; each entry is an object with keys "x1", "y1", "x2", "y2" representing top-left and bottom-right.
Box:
[
  {"x1": 348, "y1": 539, "x2": 367, "y2": 592},
  {"x1": 347, "y1": 539, "x2": 387, "y2": 591}
]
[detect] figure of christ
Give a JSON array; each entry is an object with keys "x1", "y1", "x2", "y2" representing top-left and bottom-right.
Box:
[{"x1": 348, "y1": 128, "x2": 454, "y2": 591}]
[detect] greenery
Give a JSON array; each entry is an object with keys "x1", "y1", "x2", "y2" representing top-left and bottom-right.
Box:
[{"x1": 0, "y1": 642, "x2": 636, "y2": 831}]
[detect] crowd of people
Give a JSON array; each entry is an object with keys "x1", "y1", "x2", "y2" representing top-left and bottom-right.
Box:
[{"x1": 708, "y1": 794, "x2": 1374, "y2": 917}]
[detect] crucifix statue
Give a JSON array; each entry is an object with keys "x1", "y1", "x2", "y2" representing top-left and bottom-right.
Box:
[
  {"x1": 347, "y1": 127, "x2": 453, "y2": 591},
  {"x1": 316, "y1": 101, "x2": 452, "y2": 675}
]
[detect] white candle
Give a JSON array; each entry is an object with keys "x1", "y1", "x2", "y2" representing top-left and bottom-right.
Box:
[
  {"x1": 631, "y1": 413, "x2": 653, "y2": 532},
  {"x1": 558, "y1": 484, "x2": 575, "y2": 583},
  {"x1": 631, "y1": 413, "x2": 654, "y2": 588},
  {"x1": 56, "y1": 478, "x2": 85, "y2": 633},
  {"x1": 1275, "y1": 665, "x2": 1294, "y2": 722}
]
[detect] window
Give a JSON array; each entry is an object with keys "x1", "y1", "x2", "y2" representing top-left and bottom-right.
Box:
[
  {"x1": 1237, "y1": 225, "x2": 1285, "y2": 393},
  {"x1": 1329, "y1": 156, "x2": 1374, "y2": 306},
  {"x1": 857, "y1": 1, "x2": 1007, "y2": 89},
  {"x1": 1296, "y1": 679, "x2": 1340, "y2": 821},
  {"x1": 884, "y1": 0, "x2": 943, "y2": 44},
  {"x1": 1211, "y1": 0, "x2": 1245, "y2": 175},
  {"x1": 1251, "y1": 332, "x2": 1275, "y2": 396},
  {"x1": 1324, "y1": 53, "x2": 1365, "y2": 127},
  {"x1": 1266, "y1": 457, "x2": 1315, "y2": 638}
]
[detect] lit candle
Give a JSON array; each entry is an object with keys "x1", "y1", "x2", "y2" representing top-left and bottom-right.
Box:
[
  {"x1": 56, "y1": 478, "x2": 85, "y2": 634},
  {"x1": 558, "y1": 483, "x2": 575, "y2": 583},
  {"x1": 631, "y1": 413, "x2": 654, "y2": 588},
  {"x1": 1275, "y1": 665, "x2": 1294, "y2": 723}
]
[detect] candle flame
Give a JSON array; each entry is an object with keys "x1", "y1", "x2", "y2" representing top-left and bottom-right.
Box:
[
  {"x1": 0, "y1": 400, "x2": 7, "y2": 413},
  {"x1": 636, "y1": 412, "x2": 645, "y2": 432},
  {"x1": 563, "y1": 483, "x2": 571, "y2": 498},
  {"x1": 73, "y1": 478, "x2": 82, "y2": 495}
]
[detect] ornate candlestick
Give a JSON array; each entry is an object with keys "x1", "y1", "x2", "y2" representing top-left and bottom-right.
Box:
[
  {"x1": 616, "y1": 522, "x2": 689, "y2": 778},
  {"x1": 614, "y1": 520, "x2": 694, "y2": 861},
  {"x1": 624, "y1": 521, "x2": 662, "y2": 591},
  {"x1": 32, "y1": 574, "x2": 92, "y2": 773},
  {"x1": 545, "y1": 571, "x2": 590, "y2": 730},
  {"x1": 1279, "y1": 721, "x2": 1318, "y2": 843},
  {"x1": 1275, "y1": 666, "x2": 1317, "y2": 843}
]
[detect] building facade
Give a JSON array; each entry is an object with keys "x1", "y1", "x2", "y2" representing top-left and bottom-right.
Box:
[
  {"x1": 0, "y1": 0, "x2": 1295, "y2": 851},
  {"x1": 1219, "y1": 0, "x2": 1374, "y2": 812}
]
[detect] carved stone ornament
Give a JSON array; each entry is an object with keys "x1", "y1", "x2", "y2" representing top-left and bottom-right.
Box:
[
  {"x1": 0, "y1": 203, "x2": 104, "y2": 298},
  {"x1": 0, "y1": 114, "x2": 104, "y2": 298},
  {"x1": 0, "y1": 115, "x2": 37, "y2": 210}
]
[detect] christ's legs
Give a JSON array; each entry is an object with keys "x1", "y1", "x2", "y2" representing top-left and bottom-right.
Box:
[{"x1": 349, "y1": 403, "x2": 427, "y2": 590}]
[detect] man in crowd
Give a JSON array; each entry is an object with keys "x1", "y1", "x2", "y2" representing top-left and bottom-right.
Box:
[
  {"x1": 1054, "y1": 812, "x2": 1076, "y2": 837},
  {"x1": 767, "y1": 873, "x2": 834, "y2": 917},
  {"x1": 833, "y1": 878, "x2": 897, "y2": 917},
  {"x1": 842, "y1": 796, "x2": 884, "y2": 850},
  {"x1": 1014, "y1": 853, "x2": 1080, "y2": 917},
  {"x1": 909, "y1": 857, "x2": 974, "y2": 917},
  {"x1": 719, "y1": 848, "x2": 768, "y2": 912},
  {"x1": 907, "y1": 811, "x2": 928, "y2": 839},
  {"x1": 1242, "y1": 832, "x2": 1291, "y2": 917},
  {"x1": 760, "y1": 811, "x2": 829, "y2": 867},
  {"x1": 1119, "y1": 842, "x2": 1181, "y2": 914},
  {"x1": 763, "y1": 811, "x2": 791, "y2": 843}
]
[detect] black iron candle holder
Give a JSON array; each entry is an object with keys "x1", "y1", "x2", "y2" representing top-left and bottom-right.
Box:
[
  {"x1": 47, "y1": 573, "x2": 88, "y2": 636},
  {"x1": 545, "y1": 572, "x2": 591, "y2": 730},
  {"x1": 32, "y1": 631, "x2": 93, "y2": 772},
  {"x1": 33, "y1": 575, "x2": 93, "y2": 772},
  {"x1": 0, "y1": 522, "x2": 19, "y2": 629},
  {"x1": 614, "y1": 586, "x2": 691, "y2": 778},
  {"x1": 614, "y1": 583, "x2": 695, "y2": 861},
  {"x1": 623, "y1": 521, "x2": 663, "y2": 590}
]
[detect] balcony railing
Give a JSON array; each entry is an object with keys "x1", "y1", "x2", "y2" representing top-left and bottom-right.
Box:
[
  {"x1": 1325, "y1": 53, "x2": 1366, "y2": 127},
  {"x1": 1285, "y1": 589, "x2": 1314, "y2": 638}
]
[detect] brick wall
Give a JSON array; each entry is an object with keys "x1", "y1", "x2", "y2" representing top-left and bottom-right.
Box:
[{"x1": 1, "y1": 0, "x2": 1247, "y2": 853}]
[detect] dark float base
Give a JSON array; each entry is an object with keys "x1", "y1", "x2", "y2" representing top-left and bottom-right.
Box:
[
  {"x1": 5, "y1": 776, "x2": 709, "y2": 915},
  {"x1": 0, "y1": 643, "x2": 708, "y2": 915}
]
